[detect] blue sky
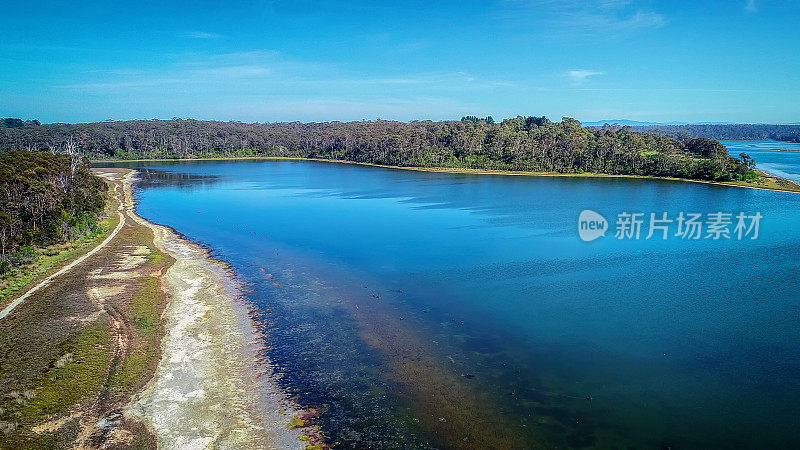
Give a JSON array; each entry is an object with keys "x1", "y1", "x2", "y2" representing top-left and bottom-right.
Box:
[{"x1": 1, "y1": 0, "x2": 798, "y2": 124}]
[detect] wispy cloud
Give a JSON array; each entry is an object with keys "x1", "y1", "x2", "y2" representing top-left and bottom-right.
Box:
[
  {"x1": 85, "y1": 69, "x2": 144, "y2": 76},
  {"x1": 598, "y1": 0, "x2": 633, "y2": 9},
  {"x1": 566, "y1": 69, "x2": 604, "y2": 84},
  {"x1": 191, "y1": 65, "x2": 272, "y2": 78},
  {"x1": 57, "y1": 51, "x2": 513, "y2": 94},
  {"x1": 745, "y1": 0, "x2": 758, "y2": 13},
  {"x1": 390, "y1": 41, "x2": 430, "y2": 55},
  {"x1": 185, "y1": 31, "x2": 222, "y2": 39},
  {"x1": 357, "y1": 72, "x2": 475, "y2": 86},
  {"x1": 59, "y1": 51, "x2": 287, "y2": 90},
  {"x1": 209, "y1": 96, "x2": 481, "y2": 122},
  {"x1": 496, "y1": 0, "x2": 666, "y2": 39}
]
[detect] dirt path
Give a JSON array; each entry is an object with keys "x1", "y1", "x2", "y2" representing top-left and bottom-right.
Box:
[
  {"x1": 0, "y1": 169, "x2": 169, "y2": 449},
  {"x1": 0, "y1": 175, "x2": 127, "y2": 321},
  {"x1": 1, "y1": 168, "x2": 322, "y2": 449}
]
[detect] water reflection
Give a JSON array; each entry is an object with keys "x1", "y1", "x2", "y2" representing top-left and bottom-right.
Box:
[{"x1": 136, "y1": 168, "x2": 222, "y2": 189}]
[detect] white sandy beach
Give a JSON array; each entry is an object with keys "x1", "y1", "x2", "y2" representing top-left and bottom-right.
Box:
[{"x1": 121, "y1": 172, "x2": 314, "y2": 449}]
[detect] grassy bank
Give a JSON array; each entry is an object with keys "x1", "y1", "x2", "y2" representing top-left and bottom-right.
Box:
[
  {"x1": 0, "y1": 170, "x2": 173, "y2": 449},
  {"x1": 0, "y1": 212, "x2": 119, "y2": 309}
]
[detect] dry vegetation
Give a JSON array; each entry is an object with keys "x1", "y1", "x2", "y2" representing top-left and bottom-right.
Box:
[{"x1": 0, "y1": 169, "x2": 173, "y2": 449}]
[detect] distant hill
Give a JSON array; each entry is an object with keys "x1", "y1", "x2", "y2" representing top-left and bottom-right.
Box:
[
  {"x1": 582, "y1": 119, "x2": 688, "y2": 127},
  {"x1": 580, "y1": 120, "x2": 800, "y2": 142},
  {"x1": 581, "y1": 119, "x2": 754, "y2": 127},
  {"x1": 584, "y1": 118, "x2": 799, "y2": 126},
  {"x1": 632, "y1": 124, "x2": 800, "y2": 142}
]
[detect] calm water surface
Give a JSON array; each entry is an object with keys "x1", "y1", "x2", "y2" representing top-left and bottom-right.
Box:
[
  {"x1": 723, "y1": 139, "x2": 800, "y2": 182},
  {"x1": 110, "y1": 149, "x2": 800, "y2": 448}
]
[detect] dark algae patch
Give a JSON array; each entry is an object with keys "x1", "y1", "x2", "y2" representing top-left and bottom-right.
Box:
[{"x1": 254, "y1": 277, "x2": 434, "y2": 448}]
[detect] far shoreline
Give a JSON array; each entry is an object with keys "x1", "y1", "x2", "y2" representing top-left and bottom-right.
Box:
[{"x1": 92, "y1": 156, "x2": 800, "y2": 194}]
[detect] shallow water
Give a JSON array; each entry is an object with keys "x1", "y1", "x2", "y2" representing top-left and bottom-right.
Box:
[
  {"x1": 723, "y1": 139, "x2": 800, "y2": 182},
  {"x1": 107, "y1": 151, "x2": 800, "y2": 448}
]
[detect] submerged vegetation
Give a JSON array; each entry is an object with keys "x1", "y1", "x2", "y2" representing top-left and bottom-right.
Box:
[{"x1": 1, "y1": 117, "x2": 760, "y2": 184}]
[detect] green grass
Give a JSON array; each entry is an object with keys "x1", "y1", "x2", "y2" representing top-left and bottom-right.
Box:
[
  {"x1": 109, "y1": 274, "x2": 164, "y2": 394},
  {"x1": 0, "y1": 174, "x2": 173, "y2": 448},
  {"x1": 719, "y1": 172, "x2": 800, "y2": 192},
  {"x1": 105, "y1": 229, "x2": 172, "y2": 404},
  {"x1": 129, "y1": 275, "x2": 160, "y2": 335},
  {"x1": 19, "y1": 320, "x2": 113, "y2": 424},
  {"x1": 0, "y1": 320, "x2": 113, "y2": 449},
  {"x1": 0, "y1": 213, "x2": 119, "y2": 307}
]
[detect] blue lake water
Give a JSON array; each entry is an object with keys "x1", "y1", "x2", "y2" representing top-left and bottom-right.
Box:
[
  {"x1": 723, "y1": 139, "x2": 800, "y2": 182},
  {"x1": 108, "y1": 149, "x2": 800, "y2": 448}
]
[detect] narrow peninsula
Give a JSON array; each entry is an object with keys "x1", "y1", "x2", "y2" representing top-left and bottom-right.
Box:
[{"x1": 3, "y1": 117, "x2": 798, "y2": 191}]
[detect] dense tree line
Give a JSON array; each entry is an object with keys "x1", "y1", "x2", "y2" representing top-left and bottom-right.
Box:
[
  {"x1": 0, "y1": 151, "x2": 106, "y2": 273},
  {"x1": 0, "y1": 116, "x2": 757, "y2": 183},
  {"x1": 1, "y1": 118, "x2": 41, "y2": 128},
  {"x1": 631, "y1": 124, "x2": 800, "y2": 142}
]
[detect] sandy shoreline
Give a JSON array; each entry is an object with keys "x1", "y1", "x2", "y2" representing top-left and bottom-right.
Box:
[{"x1": 119, "y1": 170, "x2": 319, "y2": 449}]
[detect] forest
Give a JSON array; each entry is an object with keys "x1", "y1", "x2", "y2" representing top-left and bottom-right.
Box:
[
  {"x1": 0, "y1": 117, "x2": 759, "y2": 183},
  {"x1": 0, "y1": 151, "x2": 107, "y2": 273}
]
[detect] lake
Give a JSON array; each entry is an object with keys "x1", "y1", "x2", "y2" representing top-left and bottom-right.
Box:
[
  {"x1": 111, "y1": 149, "x2": 800, "y2": 448},
  {"x1": 723, "y1": 139, "x2": 800, "y2": 183}
]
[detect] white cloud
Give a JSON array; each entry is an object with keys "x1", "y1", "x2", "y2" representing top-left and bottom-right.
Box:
[
  {"x1": 207, "y1": 96, "x2": 481, "y2": 122},
  {"x1": 59, "y1": 51, "x2": 287, "y2": 90},
  {"x1": 566, "y1": 70, "x2": 604, "y2": 83},
  {"x1": 185, "y1": 31, "x2": 222, "y2": 39},
  {"x1": 745, "y1": 0, "x2": 757, "y2": 12},
  {"x1": 620, "y1": 11, "x2": 666, "y2": 29},
  {"x1": 496, "y1": 0, "x2": 666, "y2": 39},
  {"x1": 57, "y1": 51, "x2": 513, "y2": 96},
  {"x1": 598, "y1": 0, "x2": 633, "y2": 8},
  {"x1": 191, "y1": 65, "x2": 272, "y2": 78},
  {"x1": 552, "y1": 8, "x2": 665, "y2": 35}
]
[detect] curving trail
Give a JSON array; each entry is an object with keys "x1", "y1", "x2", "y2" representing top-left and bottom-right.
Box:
[{"x1": 0, "y1": 171, "x2": 128, "y2": 321}]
